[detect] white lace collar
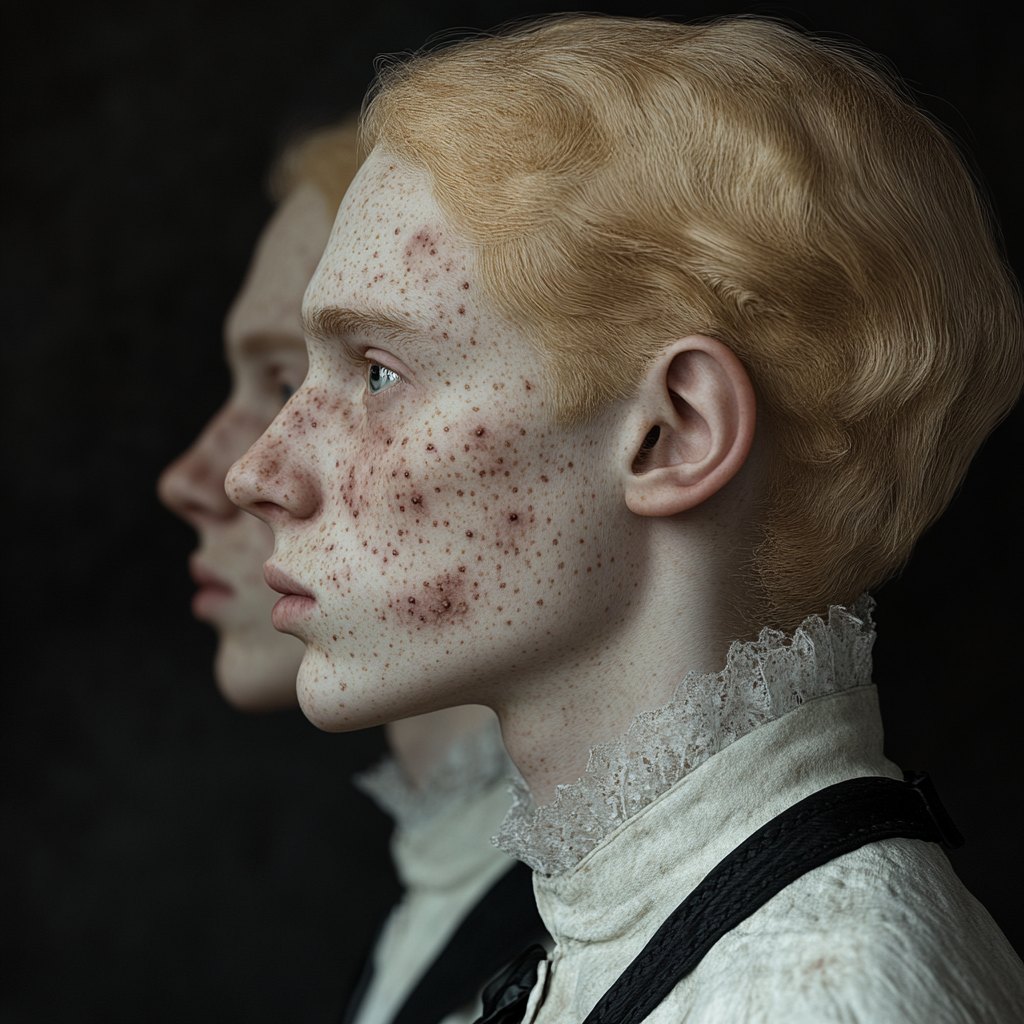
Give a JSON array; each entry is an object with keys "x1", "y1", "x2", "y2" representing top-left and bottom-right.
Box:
[
  {"x1": 354, "y1": 717, "x2": 512, "y2": 832},
  {"x1": 494, "y1": 596, "x2": 876, "y2": 876}
]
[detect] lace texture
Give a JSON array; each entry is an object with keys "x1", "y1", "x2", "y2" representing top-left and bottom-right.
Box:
[
  {"x1": 354, "y1": 717, "x2": 512, "y2": 832},
  {"x1": 495, "y1": 596, "x2": 876, "y2": 876}
]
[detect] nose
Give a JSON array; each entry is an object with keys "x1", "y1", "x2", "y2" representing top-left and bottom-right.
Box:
[
  {"x1": 158, "y1": 405, "x2": 240, "y2": 525},
  {"x1": 226, "y1": 405, "x2": 321, "y2": 524}
]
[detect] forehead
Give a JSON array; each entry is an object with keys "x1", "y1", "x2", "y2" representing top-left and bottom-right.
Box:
[{"x1": 304, "y1": 149, "x2": 487, "y2": 334}]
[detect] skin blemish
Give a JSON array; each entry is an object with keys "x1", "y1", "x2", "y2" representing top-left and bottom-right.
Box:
[{"x1": 391, "y1": 572, "x2": 473, "y2": 627}]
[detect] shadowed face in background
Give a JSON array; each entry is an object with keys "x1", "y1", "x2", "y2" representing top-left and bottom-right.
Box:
[{"x1": 159, "y1": 183, "x2": 333, "y2": 709}]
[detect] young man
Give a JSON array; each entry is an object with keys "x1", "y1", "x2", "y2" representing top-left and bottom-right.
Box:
[
  {"x1": 158, "y1": 118, "x2": 546, "y2": 1024},
  {"x1": 228, "y1": 16, "x2": 1023, "y2": 1023}
]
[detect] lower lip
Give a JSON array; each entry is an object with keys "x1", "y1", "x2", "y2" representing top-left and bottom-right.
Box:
[
  {"x1": 192, "y1": 584, "x2": 234, "y2": 619},
  {"x1": 271, "y1": 594, "x2": 317, "y2": 631}
]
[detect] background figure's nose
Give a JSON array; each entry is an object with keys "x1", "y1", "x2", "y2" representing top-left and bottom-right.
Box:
[{"x1": 158, "y1": 411, "x2": 240, "y2": 525}]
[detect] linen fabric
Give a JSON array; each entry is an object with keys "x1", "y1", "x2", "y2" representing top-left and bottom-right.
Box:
[{"x1": 520, "y1": 687, "x2": 1023, "y2": 1023}]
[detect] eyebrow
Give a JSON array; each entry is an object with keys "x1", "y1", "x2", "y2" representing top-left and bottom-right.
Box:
[
  {"x1": 236, "y1": 332, "x2": 307, "y2": 357},
  {"x1": 301, "y1": 306, "x2": 429, "y2": 347}
]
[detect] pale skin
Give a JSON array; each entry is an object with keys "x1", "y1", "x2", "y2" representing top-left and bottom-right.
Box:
[
  {"x1": 158, "y1": 178, "x2": 493, "y2": 780},
  {"x1": 227, "y1": 150, "x2": 764, "y2": 805}
]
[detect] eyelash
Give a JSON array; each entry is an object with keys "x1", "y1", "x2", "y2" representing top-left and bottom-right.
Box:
[{"x1": 368, "y1": 362, "x2": 402, "y2": 396}]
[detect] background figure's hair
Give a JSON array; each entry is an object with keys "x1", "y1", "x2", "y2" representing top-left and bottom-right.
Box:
[
  {"x1": 362, "y1": 15, "x2": 1023, "y2": 629},
  {"x1": 269, "y1": 112, "x2": 361, "y2": 214}
]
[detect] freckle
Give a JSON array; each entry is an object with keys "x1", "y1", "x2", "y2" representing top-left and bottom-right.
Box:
[
  {"x1": 509, "y1": 513, "x2": 518, "y2": 521},
  {"x1": 458, "y1": 566, "x2": 466, "y2": 572},
  {"x1": 466, "y1": 531, "x2": 473, "y2": 537},
  {"x1": 444, "y1": 426, "x2": 450, "y2": 432},
  {"x1": 427, "y1": 444, "x2": 435, "y2": 451},
  {"x1": 462, "y1": 281, "x2": 470, "y2": 289}
]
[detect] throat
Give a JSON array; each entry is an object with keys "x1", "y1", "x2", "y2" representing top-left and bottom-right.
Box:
[{"x1": 494, "y1": 596, "x2": 877, "y2": 875}]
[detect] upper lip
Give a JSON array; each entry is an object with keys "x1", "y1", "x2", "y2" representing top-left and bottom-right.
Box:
[
  {"x1": 189, "y1": 555, "x2": 231, "y2": 590},
  {"x1": 263, "y1": 562, "x2": 315, "y2": 599}
]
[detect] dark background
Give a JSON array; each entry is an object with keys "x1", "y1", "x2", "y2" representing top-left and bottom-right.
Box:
[{"x1": 1, "y1": 1, "x2": 1020, "y2": 1021}]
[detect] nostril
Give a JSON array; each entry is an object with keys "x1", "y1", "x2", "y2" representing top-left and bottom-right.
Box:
[{"x1": 631, "y1": 425, "x2": 660, "y2": 473}]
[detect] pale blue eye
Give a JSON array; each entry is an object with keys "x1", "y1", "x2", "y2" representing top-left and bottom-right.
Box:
[{"x1": 368, "y1": 363, "x2": 401, "y2": 396}]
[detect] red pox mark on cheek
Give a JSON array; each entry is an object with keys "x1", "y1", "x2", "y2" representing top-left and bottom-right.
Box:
[
  {"x1": 339, "y1": 462, "x2": 371, "y2": 518},
  {"x1": 485, "y1": 504, "x2": 535, "y2": 556},
  {"x1": 391, "y1": 572, "x2": 474, "y2": 626}
]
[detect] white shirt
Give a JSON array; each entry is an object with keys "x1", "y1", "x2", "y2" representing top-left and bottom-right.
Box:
[
  {"x1": 351, "y1": 724, "x2": 523, "y2": 1024},
  {"x1": 522, "y1": 686, "x2": 1023, "y2": 1023}
]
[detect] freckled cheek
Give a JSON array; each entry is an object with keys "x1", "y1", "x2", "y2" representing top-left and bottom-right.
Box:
[{"x1": 320, "y1": 422, "x2": 541, "y2": 566}]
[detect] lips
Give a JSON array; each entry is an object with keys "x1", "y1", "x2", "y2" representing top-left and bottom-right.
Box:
[
  {"x1": 264, "y1": 562, "x2": 317, "y2": 631},
  {"x1": 188, "y1": 554, "x2": 234, "y2": 619}
]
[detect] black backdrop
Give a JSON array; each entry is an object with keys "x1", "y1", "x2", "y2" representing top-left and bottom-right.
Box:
[{"x1": 2, "y1": 1, "x2": 1021, "y2": 1021}]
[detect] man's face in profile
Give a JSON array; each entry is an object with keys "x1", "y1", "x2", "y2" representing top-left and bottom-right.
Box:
[{"x1": 228, "y1": 150, "x2": 649, "y2": 731}]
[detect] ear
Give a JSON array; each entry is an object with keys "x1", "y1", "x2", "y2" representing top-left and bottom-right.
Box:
[{"x1": 624, "y1": 336, "x2": 756, "y2": 517}]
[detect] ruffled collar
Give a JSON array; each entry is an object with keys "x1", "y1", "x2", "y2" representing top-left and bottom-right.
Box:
[
  {"x1": 495, "y1": 596, "x2": 876, "y2": 876},
  {"x1": 354, "y1": 716, "x2": 512, "y2": 832}
]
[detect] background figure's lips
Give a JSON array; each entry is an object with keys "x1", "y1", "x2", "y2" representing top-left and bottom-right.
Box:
[
  {"x1": 188, "y1": 555, "x2": 233, "y2": 593},
  {"x1": 188, "y1": 554, "x2": 234, "y2": 619}
]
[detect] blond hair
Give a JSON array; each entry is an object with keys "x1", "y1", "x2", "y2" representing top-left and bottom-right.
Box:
[
  {"x1": 268, "y1": 112, "x2": 361, "y2": 214},
  {"x1": 362, "y1": 15, "x2": 1023, "y2": 629}
]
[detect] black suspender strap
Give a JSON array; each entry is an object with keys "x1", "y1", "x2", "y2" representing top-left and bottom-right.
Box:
[
  {"x1": 474, "y1": 771, "x2": 962, "y2": 1024},
  {"x1": 581, "y1": 772, "x2": 963, "y2": 1024}
]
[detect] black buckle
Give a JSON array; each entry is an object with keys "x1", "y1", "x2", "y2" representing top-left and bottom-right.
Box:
[
  {"x1": 903, "y1": 771, "x2": 965, "y2": 850},
  {"x1": 475, "y1": 943, "x2": 548, "y2": 1024}
]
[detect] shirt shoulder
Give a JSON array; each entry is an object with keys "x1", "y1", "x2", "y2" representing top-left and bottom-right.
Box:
[{"x1": 652, "y1": 838, "x2": 1023, "y2": 1024}]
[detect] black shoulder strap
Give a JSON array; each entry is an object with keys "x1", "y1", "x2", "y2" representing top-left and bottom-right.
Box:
[
  {"x1": 388, "y1": 860, "x2": 548, "y2": 1024},
  {"x1": 581, "y1": 771, "x2": 963, "y2": 1024}
]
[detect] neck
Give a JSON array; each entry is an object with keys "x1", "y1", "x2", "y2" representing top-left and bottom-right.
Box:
[
  {"x1": 386, "y1": 705, "x2": 498, "y2": 789},
  {"x1": 495, "y1": 489, "x2": 761, "y2": 808}
]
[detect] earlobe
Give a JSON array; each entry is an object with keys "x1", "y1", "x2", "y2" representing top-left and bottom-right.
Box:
[{"x1": 624, "y1": 336, "x2": 756, "y2": 517}]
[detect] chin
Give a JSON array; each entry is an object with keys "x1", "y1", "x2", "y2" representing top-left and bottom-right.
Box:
[
  {"x1": 213, "y1": 634, "x2": 302, "y2": 712},
  {"x1": 295, "y1": 656, "x2": 396, "y2": 733}
]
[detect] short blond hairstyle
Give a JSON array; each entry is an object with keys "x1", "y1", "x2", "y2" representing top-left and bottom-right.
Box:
[
  {"x1": 362, "y1": 15, "x2": 1022, "y2": 629},
  {"x1": 268, "y1": 113, "x2": 361, "y2": 214}
]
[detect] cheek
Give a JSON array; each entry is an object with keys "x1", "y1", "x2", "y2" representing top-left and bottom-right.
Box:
[{"x1": 323, "y1": 417, "x2": 544, "y2": 619}]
